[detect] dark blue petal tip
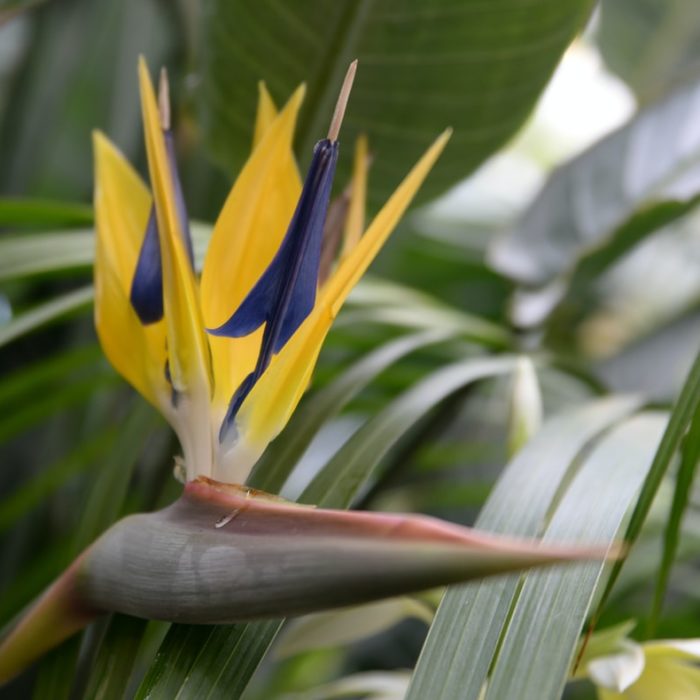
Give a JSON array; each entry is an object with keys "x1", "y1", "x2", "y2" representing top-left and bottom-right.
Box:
[{"x1": 130, "y1": 206, "x2": 164, "y2": 324}]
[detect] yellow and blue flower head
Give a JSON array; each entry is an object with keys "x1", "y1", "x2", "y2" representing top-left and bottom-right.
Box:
[{"x1": 93, "y1": 58, "x2": 450, "y2": 484}]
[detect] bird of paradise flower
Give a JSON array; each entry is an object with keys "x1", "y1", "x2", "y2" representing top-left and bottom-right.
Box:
[
  {"x1": 0, "y1": 59, "x2": 615, "y2": 685},
  {"x1": 94, "y1": 58, "x2": 449, "y2": 485}
]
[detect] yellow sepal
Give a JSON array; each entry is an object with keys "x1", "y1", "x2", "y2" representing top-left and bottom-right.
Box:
[
  {"x1": 138, "y1": 57, "x2": 212, "y2": 396},
  {"x1": 253, "y1": 82, "x2": 278, "y2": 148},
  {"x1": 92, "y1": 131, "x2": 168, "y2": 411},
  {"x1": 201, "y1": 85, "x2": 305, "y2": 419},
  {"x1": 237, "y1": 129, "x2": 452, "y2": 450},
  {"x1": 341, "y1": 133, "x2": 369, "y2": 257}
]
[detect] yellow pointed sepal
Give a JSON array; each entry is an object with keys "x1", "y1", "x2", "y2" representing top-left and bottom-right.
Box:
[
  {"x1": 232, "y1": 130, "x2": 452, "y2": 465},
  {"x1": 341, "y1": 133, "x2": 369, "y2": 257},
  {"x1": 137, "y1": 57, "x2": 212, "y2": 397},
  {"x1": 201, "y1": 85, "x2": 305, "y2": 422},
  {"x1": 252, "y1": 81, "x2": 279, "y2": 148},
  {"x1": 92, "y1": 131, "x2": 168, "y2": 411}
]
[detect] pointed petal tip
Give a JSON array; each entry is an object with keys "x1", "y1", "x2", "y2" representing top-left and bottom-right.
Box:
[
  {"x1": 137, "y1": 55, "x2": 149, "y2": 83},
  {"x1": 257, "y1": 80, "x2": 270, "y2": 96},
  {"x1": 92, "y1": 131, "x2": 124, "y2": 174},
  {"x1": 435, "y1": 127, "x2": 453, "y2": 149},
  {"x1": 138, "y1": 56, "x2": 155, "y2": 103},
  {"x1": 92, "y1": 129, "x2": 112, "y2": 152},
  {"x1": 292, "y1": 82, "x2": 307, "y2": 106},
  {"x1": 92, "y1": 130, "x2": 110, "y2": 166}
]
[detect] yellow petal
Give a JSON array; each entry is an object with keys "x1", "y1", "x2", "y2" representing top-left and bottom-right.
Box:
[
  {"x1": 325, "y1": 129, "x2": 451, "y2": 315},
  {"x1": 200, "y1": 85, "x2": 305, "y2": 420},
  {"x1": 237, "y1": 130, "x2": 451, "y2": 454},
  {"x1": 596, "y1": 690, "x2": 626, "y2": 700},
  {"x1": 138, "y1": 57, "x2": 211, "y2": 396},
  {"x1": 92, "y1": 131, "x2": 168, "y2": 411},
  {"x1": 252, "y1": 81, "x2": 278, "y2": 148},
  {"x1": 625, "y1": 657, "x2": 700, "y2": 700},
  {"x1": 341, "y1": 133, "x2": 368, "y2": 257}
]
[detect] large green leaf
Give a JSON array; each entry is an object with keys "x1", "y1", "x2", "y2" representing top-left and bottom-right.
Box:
[
  {"x1": 197, "y1": 0, "x2": 593, "y2": 208},
  {"x1": 490, "y1": 76, "x2": 700, "y2": 289},
  {"x1": 406, "y1": 396, "x2": 642, "y2": 700}
]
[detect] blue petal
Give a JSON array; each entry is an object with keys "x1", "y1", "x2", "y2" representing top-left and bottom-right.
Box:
[
  {"x1": 210, "y1": 139, "x2": 338, "y2": 349},
  {"x1": 211, "y1": 138, "x2": 339, "y2": 436},
  {"x1": 129, "y1": 128, "x2": 194, "y2": 325},
  {"x1": 218, "y1": 370, "x2": 256, "y2": 443},
  {"x1": 130, "y1": 206, "x2": 163, "y2": 324}
]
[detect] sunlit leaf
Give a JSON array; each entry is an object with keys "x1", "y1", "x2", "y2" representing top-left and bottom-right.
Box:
[{"x1": 491, "y1": 77, "x2": 700, "y2": 292}]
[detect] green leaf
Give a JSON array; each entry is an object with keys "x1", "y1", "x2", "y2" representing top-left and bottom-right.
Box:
[
  {"x1": 0, "y1": 375, "x2": 118, "y2": 445},
  {"x1": 139, "y1": 357, "x2": 514, "y2": 699},
  {"x1": 649, "y1": 401, "x2": 700, "y2": 633},
  {"x1": 483, "y1": 412, "x2": 666, "y2": 700},
  {"x1": 490, "y1": 77, "x2": 700, "y2": 288},
  {"x1": 0, "y1": 0, "x2": 172, "y2": 199},
  {"x1": 0, "y1": 428, "x2": 118, "y2": 534},
  {"x1": 30, "y1": 400, "x2": 163, "y2": 697},
  {"x1": 275, "y1": 598, "x2": 434, "y2": 659},
  {"x1": 597, "y1": 0, "x2": 700, "y2": 101},
  {"x1": 406, "y1": 395, "x2": 642, "y2": 700},
  {"x1": 197, "y1": 0, "x2": 594, "y2": 208},
  {"x1": 136, "y1": 621, "x2": 282, "y2": 700},
  {"x1": 0, "y1": 344, "x2": 101, "y2": 408},
  {"x1": 0, "y1": 286, "x2": 94, "y2": 347},
  {"x1": 82, "y1": 615, "x2": 150, "y2": 700},
  {"x1": 0, "y1": 224, "x2": 211, "y2": 281},
  {"x1": 304, "y1": 356, "x2": 514, "y2": 505},
  {"x1": 249, "y1": 329, "x2": 455, "y2": 493},
  {"x1": 0, "y1": 231, "x2": 94, "y2": 281},
  {"x1": 595, "y1": 346, "x2": 700, "y2": 620},
  {"x1": 0, "y1": 198, "x2": 93, "y2": 228}
]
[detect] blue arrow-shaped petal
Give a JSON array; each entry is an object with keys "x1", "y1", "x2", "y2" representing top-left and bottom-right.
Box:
[{"x1": 209, "y1": 139, "x2": 339, "y2": 437}]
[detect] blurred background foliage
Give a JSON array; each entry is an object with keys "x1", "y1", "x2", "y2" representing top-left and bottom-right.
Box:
[{"x1": 2, "y1": 0, "x2": 700, "y2": 699}]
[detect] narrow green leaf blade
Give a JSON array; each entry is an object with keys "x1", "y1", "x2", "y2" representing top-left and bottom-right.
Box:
[
  {"x1": 407, "y1": 395, "x2": 642, "y2": 700},
  {"x1": 649, "y1": 401, "x2": 700, "y2": 632},
  {"x1": 0, "y1": 198, "x2": 93, "y2": 228},
  {"x1": 0, "y1": 231, "x2": 94, "y2": 281},
  {"x1": 596, "y1": 346, "x2": 700, "y2": 619},
  {"x1": 304, "y1": 356, "x2": 514, "y2": 506},
  {"x1": 250, "y1": 329, "x2": 454, "y2": 493},
  {"x1": 484, "y1": 412, "x2": 667, "y2": 700},
  {"x1": 0, "y1": 287, "x2": 94, "y2": 348}
]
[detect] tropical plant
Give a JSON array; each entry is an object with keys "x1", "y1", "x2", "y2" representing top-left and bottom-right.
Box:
[{"x1": 1, "y1": 1, "x2": 700, "y2": 699}]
